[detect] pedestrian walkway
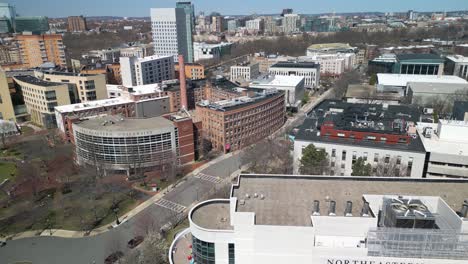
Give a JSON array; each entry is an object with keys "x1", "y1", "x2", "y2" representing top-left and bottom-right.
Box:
[
  {"x1": 154, "y1": 199, "x2": 186, "y2": 213},
  {"x1": 194, "y1": 172, "x2": 224, "y2": 184}
]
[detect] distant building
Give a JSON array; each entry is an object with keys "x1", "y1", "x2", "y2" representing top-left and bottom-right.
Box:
[
  {"x1": 282, "y1": 14, "x2": 300, "y2": 34},
  {"x1": 376, "y1": 73, "x2": 467, "y2": 96},
  {"x1": 151, "y1": 8, "x2": 194, "y2": 62},
  {"x1": 175, "y1": 1, "x2": 195, "y2": 62},
  {"x1": 35, "y1": 70, "x2": 108, "y2": 103},
  {"x1": 196, "y1": 90, "x2": 285, "y2": 153},
  {"x1": 407, "y1": 82, "x2": 468, "y2": 106},
  {"x1": 13, "y1": 75, "x2": 72, "y2": 128},
  {"x1": 227, "y1": 19, "x2": 239, "y2": 32},
  {"x1": 0, "y1": 71, "x2": 16, "y2": 121},
  {"x1": 0, "y1": 3, "x2": 16, "y2": 33},
  {"x1": 250, "y1": 75, "x2": 305, "y2": 109},
  {"x1": 67, "y1": 15, "x2": 87, "y2": 32},
  {"x1": 344, "y1": 84, "x2": 403, "y2": 105},
  {"x1": 246, "y1": 18, "x2": 264, "y2": 33},
  {"x1": 175, "y1": 62, "x2": 205, "y2": 80},
  {"x1": 120, "y1": 44, "x2": 154, "y2": 58},
  {"x1": 269, "y1": 61, "x2": 320, "y2": 89},
  {"x1": 306, "y1": 43, "x2": 356, "y2": 56},
  {"x1": 15, "y1": 16, "x2": 49, "y2": 34},
  {"x1": 193, "y1": 42, "x2": 232, "y2": 62},
  {"x1": 417, "y1": 120, "x2": 468, "y2": 178},
  {"x1": 15, "y1": 34, "x2": 66, "y2": 68},
  {"x1": 211, "y1": 16, "x2": 225, "y2": 33},
  {"x1": 369, "y1": 53, "x2": 445, "y2": 76},
  {"x1": 446, "y1": 55, "x2": 468, "y2": 80},
  {"x1": 230, "y1": 62, "x2": 260, "y2": 83},
  {"x1": 293, "y1": 100, "x2": 426, "y2": 178},
  {"x1": 120, "y1": 55, "x2": 175, "y2": 87}
]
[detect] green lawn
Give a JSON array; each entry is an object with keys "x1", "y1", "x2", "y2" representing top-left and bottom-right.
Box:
[
  {"x1": 0, "y1": 162, "x2": 16, "y2": 182},
  {"x1": 0, "y1": 148, "x2": 22, "y2": 159}
]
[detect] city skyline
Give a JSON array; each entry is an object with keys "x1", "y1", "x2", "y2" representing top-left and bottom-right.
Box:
[{"x1": 5, "y1": 0, "x2": 468, "y2": 18}]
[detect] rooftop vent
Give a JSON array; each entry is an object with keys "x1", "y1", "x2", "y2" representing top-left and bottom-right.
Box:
[
  {"x1": 329, "y1": 200, "x2": 336, "y2": 216},
  {"x1": 313, "y1": 200, "x2": 320, "y2": 216},
  {"x1": 382, "y1": 197, "x2": 436, "y2": 229}
]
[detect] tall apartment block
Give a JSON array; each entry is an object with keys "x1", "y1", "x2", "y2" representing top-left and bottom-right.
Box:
[
  {"x1": 16, "y1": 34, "x2": 66, "y2": 68},
  {"x1": 151, "y1": 7, "x2": 194, "y2": 63},
  {"x1": 120, "y1": 55, "x2": 175, "y2": 87},
  {"x1": 67, "y1": 16, "x2": 87, "y2": 32}
]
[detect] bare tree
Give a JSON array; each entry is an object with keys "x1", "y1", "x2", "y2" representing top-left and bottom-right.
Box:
[
  {"x1": 373, "y1": 157, "x2": 409, "y2": 177},
  {"x1": 331, "y1": 70, "x2": 362, "y2": 100},
  {"x1": 241, "y1": 138, "x2": 293, "y2": 174}
]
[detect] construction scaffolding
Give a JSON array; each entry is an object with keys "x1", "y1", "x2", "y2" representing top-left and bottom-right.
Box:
[{"x1": 367, "y1": 228, "x2": 468, "y2": 260}]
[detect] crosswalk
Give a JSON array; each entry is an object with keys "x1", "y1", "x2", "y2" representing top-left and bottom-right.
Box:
[
  {"x1": 195, "y1": 173, "x2": 224, "y2": 184},
  {"x1": 154, "y1": 199, "x2": 186, "y2": 213}
]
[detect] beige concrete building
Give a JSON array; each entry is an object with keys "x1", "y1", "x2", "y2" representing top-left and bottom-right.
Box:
[
  {"x1": 0, "y1": 70, "x2": 15, "y2": 121},
  {"x1": 13, "y1": 75, "x2": 71, "y2": 128},
  {"x1": 16, "y1": 34, "x2": 66, "y2": 68},
  {"x1": 35, "y1": 71, "x2": 107, "y2": 103}
]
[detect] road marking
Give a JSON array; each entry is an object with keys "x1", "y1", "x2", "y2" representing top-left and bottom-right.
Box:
[
  {"x1": 195, "y1": 173, "x2": 224, "y2": 184},
  {"x1": 154, "y1": 199, "x2": 186, "y2": 213}
]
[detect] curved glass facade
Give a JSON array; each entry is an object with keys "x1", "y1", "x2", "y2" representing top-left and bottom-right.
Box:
[{"x1": 192, "y1": 236, "x2": 215, "y2": 264}]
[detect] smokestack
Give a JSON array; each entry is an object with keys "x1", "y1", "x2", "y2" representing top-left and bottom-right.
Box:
[{"x1": 178, "y1": 54, "x2": 188, "y2": 111}]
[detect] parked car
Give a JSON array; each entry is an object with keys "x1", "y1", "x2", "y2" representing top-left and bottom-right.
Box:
[
  {"x1": 104, "y1": 251, "x2": 124, "y2": 264},
  {"x1": 127, "y1": 236, "x2": 144, "y2": 249}
]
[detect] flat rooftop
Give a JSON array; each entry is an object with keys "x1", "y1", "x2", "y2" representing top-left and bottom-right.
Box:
[
  {"x1": 233, "y1": 175, "x2": 468, "y2": 226},
  {"x1": 396, "y1": 53, "x2": 443, "y2": 62},
  {"x1": 408, "y1": 82, "x2": 468, "y2": 94},
  {"x1": 198, "y1": 90, "x2": 282, "y2": 112},
  {"x1": 250, "y1": 75, "x2": 304, "y2": 87},
  {"x1": 270, "y1": 61, "x2": 320, "y2": 69},
  {"x1": 138, "y1": 55, "x2": 173, "y2": 63},
  {"x1": 42, "y1": 71, "x2": 98, "y2": 77},
  {"x1": 377, "y1": 73, "x2": 468, "y2": 87},
  {"x1": 447, "y1": 55, "x2": 468, "y2": 63},
  {"x1": 345, "y1": 84, "x2": 402, "y2": 100},
  {"x1": 307, "y1": 43, "x2": 353, "y2": 50},
  {"x1": 13, "y1": 75, "x2": 65, "y2": 87},
  {"x1": 417, "y1": 121, "x2": 468, "y2": 156},
  {"x1": 74, "y1": 115, "x2": 174, "y2": 132},
  {"x1": 55, "y1": 98, "x2": 134, "y2": 113},
  {"x1": 191, "y1": 201, "x2": 232, "y2": 230}
]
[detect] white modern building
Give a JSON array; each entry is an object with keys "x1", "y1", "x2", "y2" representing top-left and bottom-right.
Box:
[
  {"x1": 269, "y1": 61, "x2": 320, "y2": 89},
  {"x1": 282, "y1": 14, "x2": 300, "y2": 33},
  {"x1": 245, "y1": 18, "x2": 263, "y2": 33},
  {"x1": 193, "y1": 42, "x2": 232, "y2": 62},
  {"x1": 299, "y1": 53, "x2": 355, "y2": 76},
  {"x1": 407, "y1": 82, "x2": 468, "y2": 105},
  {"x1": 249, "y1": 75, "x2": 305, "y2": 109},
  {"x1": 120, "y1": 44, "x2": 154, "y2": 58},
  {"x1": 446, "y1": 55, "x2": 468, "y2": 80},
  {"x1": 230, "y1": 62, "x2": 260, "y2": 82},
  {"x1": 292, "y1": 100, "x2": 426, "y2": 178},
  {"x1": 151, "y1": 7, "x2": 194, "y2": 62},
  {"x1": 417, "y1": 120, "x2": 468, "y2": 178},
  {"x1": 376, "y1": 73, "x2": 468, "y2": 96},
  {"x1": 171, "y1": 174, "x2": 468, "y2": 264},
  {"x1": 227, "y1": 19, "x2": 239, "y2": 32},
  {"x1": 120, "y1": 55, "x2": 174, "y2": 87}
]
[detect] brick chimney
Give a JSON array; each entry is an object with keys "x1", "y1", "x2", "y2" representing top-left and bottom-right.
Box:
[{"x1": 178, "y1": 55, "x2": 188, "y2": 110}]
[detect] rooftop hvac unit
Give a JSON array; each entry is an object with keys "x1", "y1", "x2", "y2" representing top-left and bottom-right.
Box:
[
  {"x1": 382, "y1": 197, "x2": 436, "y2": 229},
  {"x1": 423, "y1": 127, "x2": 433, "y2": 138}
]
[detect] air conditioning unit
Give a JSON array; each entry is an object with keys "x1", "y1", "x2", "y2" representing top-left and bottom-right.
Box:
[
  {"x1": 423, "y1": 127, "x2": 433, "y2": 138},
  {"x1": 382, "y1": 198, "x2": 436, "y2": 229}
]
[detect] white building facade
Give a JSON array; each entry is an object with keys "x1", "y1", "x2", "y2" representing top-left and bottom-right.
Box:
[
  {"x1": 193, "y1": 42, "x2": 232, "y2": 62},
  {"x1": 269, "y1": 62, "x2": 320, "y2": 89},
  {"x1": 282, "y1": 14, "x2": 300, "y2": 33},
  {"x1": 230, "y1": 63, "x2": 260, "y2": 82},
  {"x1": 249, "y1": 75, "x2": 305, "y2": 109},
  {"x1": 245, "y1": 18, "x2": 263, "y2": 33},
  {"x1": 151, "y1": 8, "x2": 193, "y2": 62},
  {"x1": 120, "y1": 55, "x2": 174, "y2": 87}
]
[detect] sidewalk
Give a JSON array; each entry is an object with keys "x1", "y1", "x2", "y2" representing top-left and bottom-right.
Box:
[{"x1": 6, "y1": 150, "x2": 239, "y2": 241}]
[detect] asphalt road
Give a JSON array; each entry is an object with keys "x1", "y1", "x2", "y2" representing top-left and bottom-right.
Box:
[{"x1": 0, "y1": 154, "x2": 242, "y2": 264}]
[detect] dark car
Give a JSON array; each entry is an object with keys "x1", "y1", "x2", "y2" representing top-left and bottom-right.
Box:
[
  {"x1": 104, "y1": 251, "x2": 124, "y2": 264},
  {"x1": 127, "y1": 236, "x2": 144, "y2": 249}
]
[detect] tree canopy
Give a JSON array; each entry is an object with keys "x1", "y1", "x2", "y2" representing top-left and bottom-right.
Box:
[
  {"x1": 299, "y1": 144, "x2": 329, "y2": 175},
  {"x1": 351, "y1": 157, "x2": 372, "y2": 176}
]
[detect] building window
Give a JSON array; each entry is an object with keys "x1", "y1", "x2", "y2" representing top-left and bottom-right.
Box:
[
  {"x1": 374, "y1": 153, "x2": 379, "y2": 163},
  {"x1": 192, "y1": 236, "x2": 215, "y2": 264},
  {"x1": 396, "y1": 156, "x2": 402, "y2": 165},
  {"x1": 385, "y1": 155, "x2": 390, "y2": 163},
  {"x1": 352, "y1": 151, "x2": 357, "y2": 161},
  {"x1": 331, "y1": 149, "x2": 336, "y2": 157},
  {"x1": 363, "y1": 152, "x2": 368, "y2": 161},
  {"x1": 342, "y1": 150, "x2": 346, "y2": 161},
  {"x1": 229, "y1": 243, "x2": 235, "y2": 264}
]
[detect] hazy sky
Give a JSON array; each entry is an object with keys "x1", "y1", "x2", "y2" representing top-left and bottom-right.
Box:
[{"x1": 5, "y1": 0, "x2": 468, "y2": 18}]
